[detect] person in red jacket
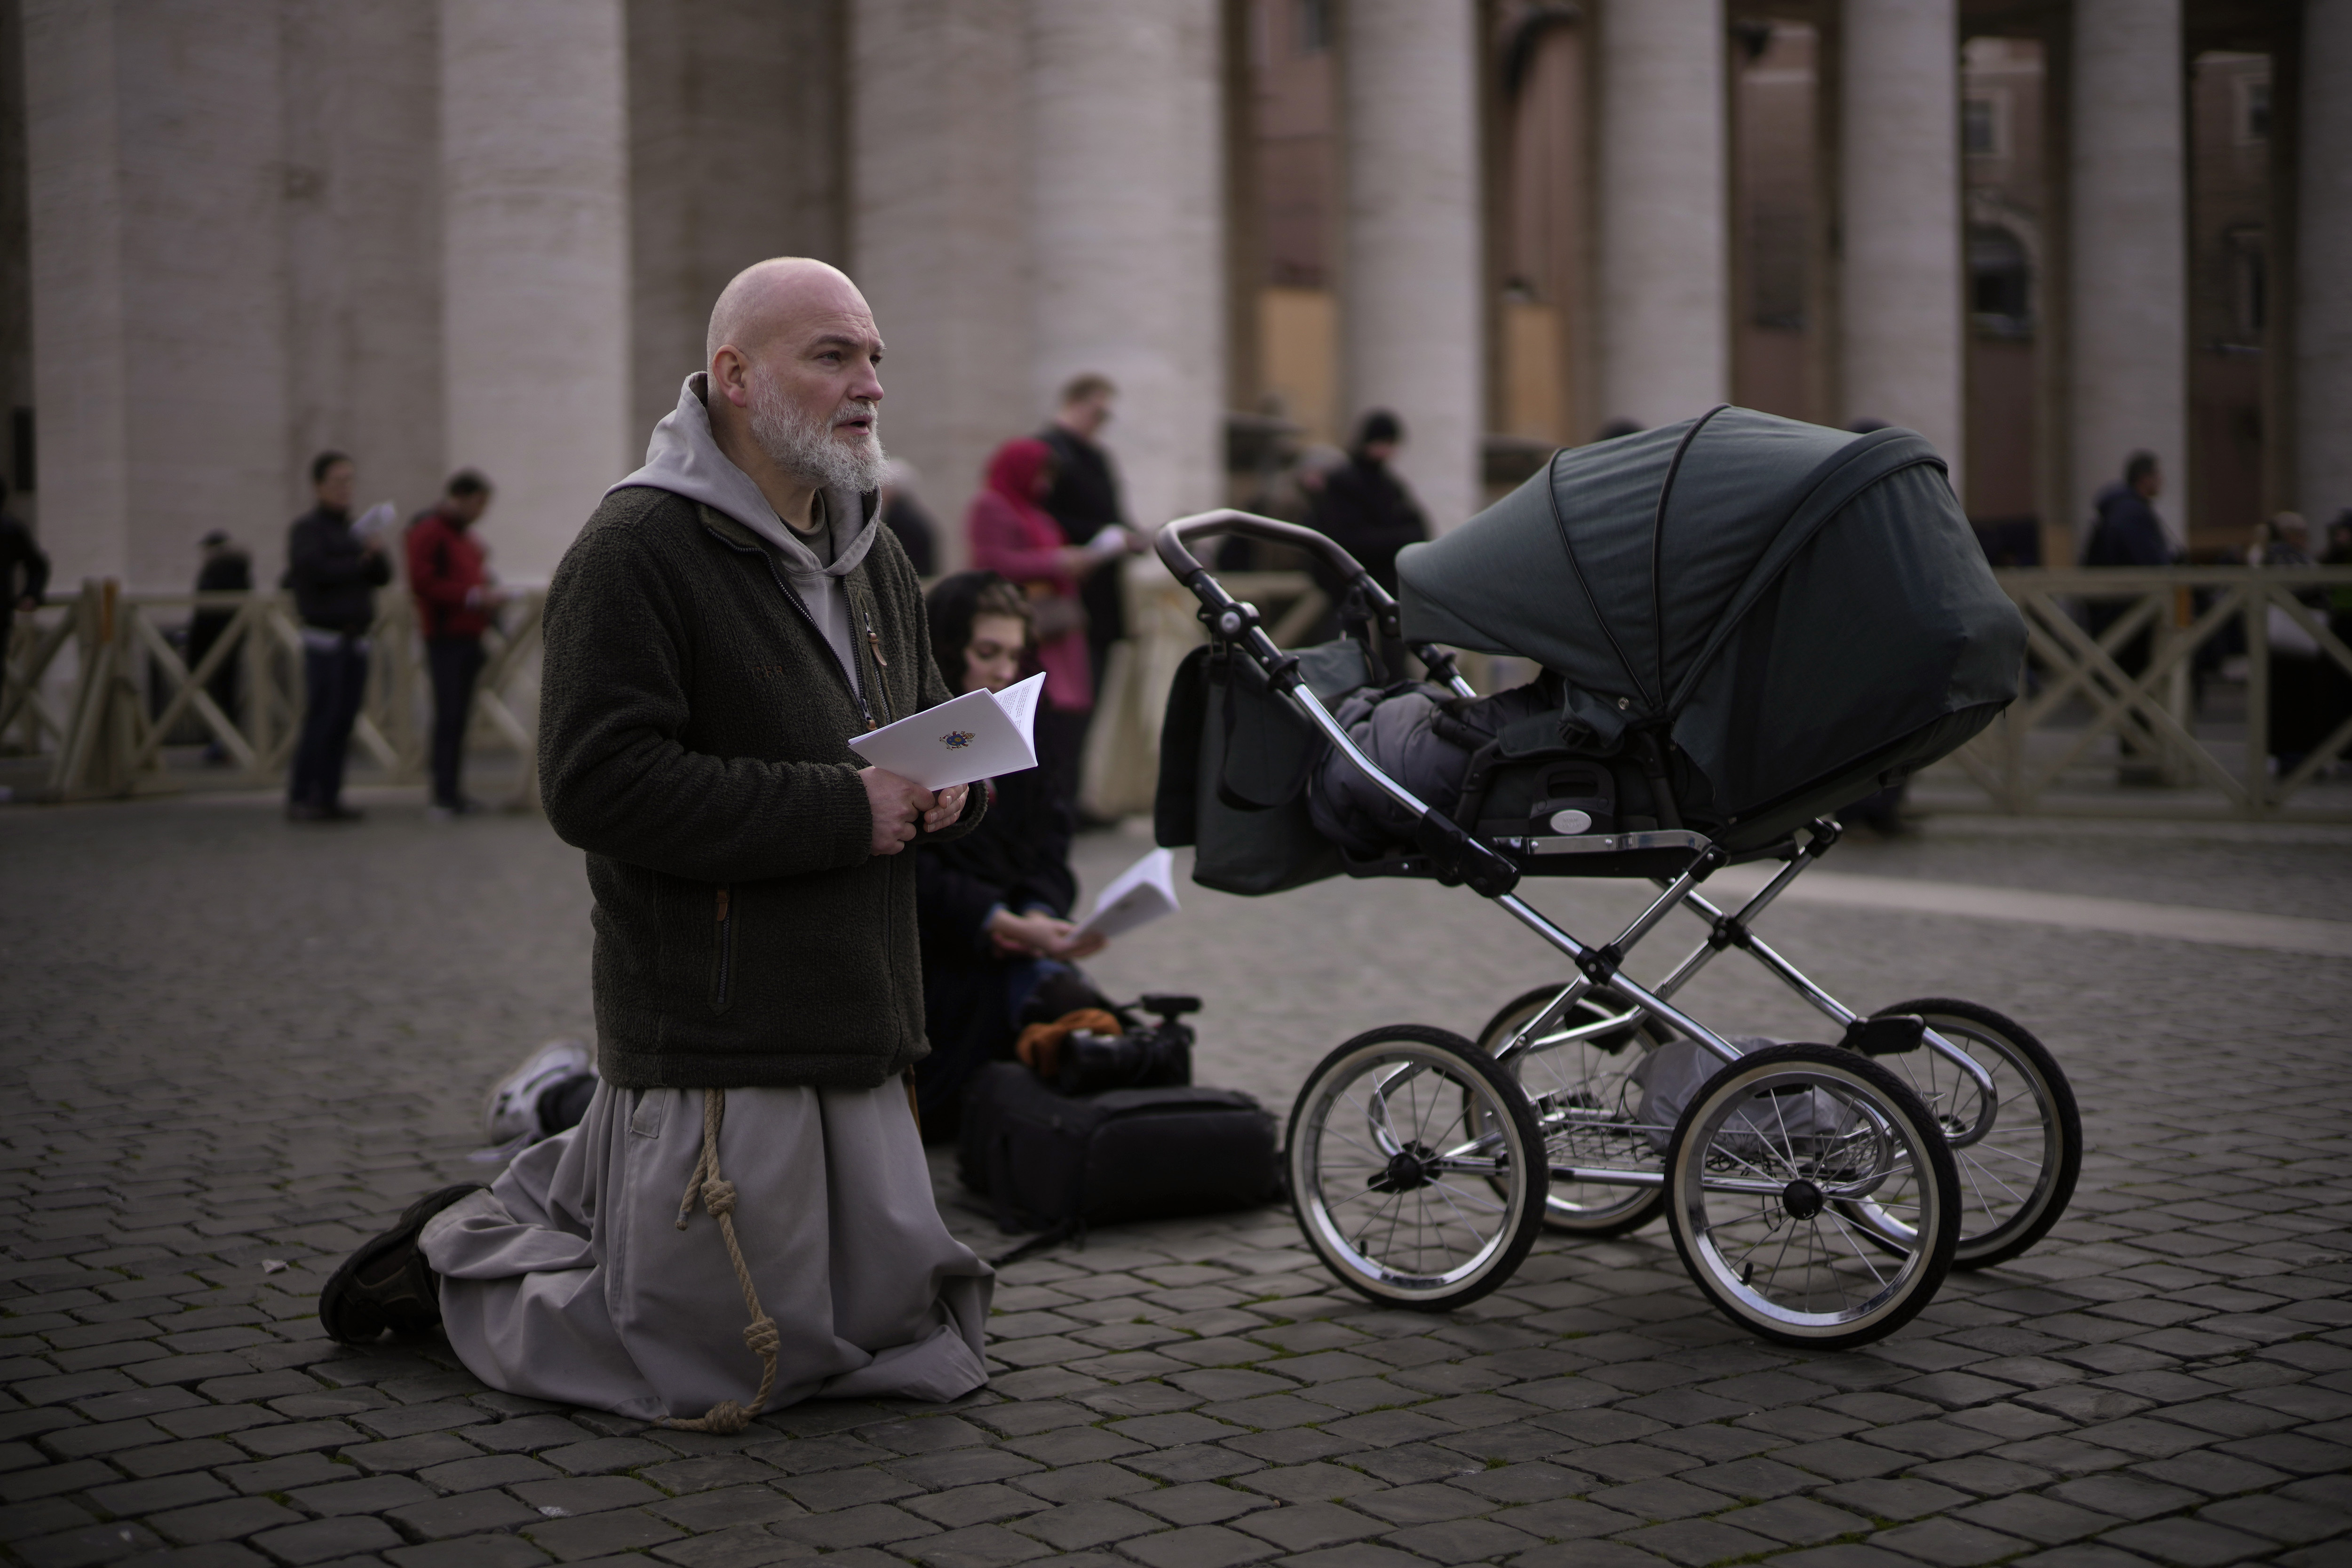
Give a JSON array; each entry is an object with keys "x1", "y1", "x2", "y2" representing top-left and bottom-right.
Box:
[
  {"x1": 407, "y1": 470, "x2": 506, "y2": 818},
  {"x1": 965, "y1": 438, "x2": 1119, "y2": 807}
]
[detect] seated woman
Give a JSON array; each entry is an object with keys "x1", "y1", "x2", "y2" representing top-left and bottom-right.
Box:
[{"x1": 915, "y1": 572, "x2": 1107, "y2": 1140}]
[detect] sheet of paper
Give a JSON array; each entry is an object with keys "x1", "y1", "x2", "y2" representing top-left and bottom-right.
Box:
[
  {"x1": 351, "y1": 501, "x2": 398, "y2": 544},
  {"x1": 847, "y1": 670, "x2": 1044, "y2": 792},
  {"x1": 1073, "y1": 846, "x2": 1179, "y2": 942}
]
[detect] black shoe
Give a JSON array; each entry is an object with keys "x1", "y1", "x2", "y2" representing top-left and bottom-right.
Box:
[{"x1": 319, "y1": 1183, "x2": 485, "y2": 1344}]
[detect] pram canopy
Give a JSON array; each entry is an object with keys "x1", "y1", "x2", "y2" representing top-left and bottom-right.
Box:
[{"x1": 1396, "y1": 407, "x2": 2026, "y2": 842}]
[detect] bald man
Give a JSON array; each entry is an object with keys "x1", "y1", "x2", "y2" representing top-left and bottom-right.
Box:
[{"x1": 318, "y1": 260, "x2": 994, "y2": 1426}]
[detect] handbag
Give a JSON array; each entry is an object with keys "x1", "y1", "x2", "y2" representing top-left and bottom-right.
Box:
[{"x1": 1154, "y1": 637, "x2": 1372, "y2": 895}]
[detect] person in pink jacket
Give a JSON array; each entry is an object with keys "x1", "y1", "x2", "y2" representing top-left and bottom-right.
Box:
[{"x1": 965, "y1": 437, "x2": 1112, "y2": 804}]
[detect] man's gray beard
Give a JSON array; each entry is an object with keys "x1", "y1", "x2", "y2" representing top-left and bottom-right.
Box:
[{"x1": 748, "y1": 378, "x2": 887, "y2": 496}]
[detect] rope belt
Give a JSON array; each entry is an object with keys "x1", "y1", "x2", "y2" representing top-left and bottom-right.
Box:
[{"x1": 656, "y1": 1089, "x2": 779, "y2": 1434}]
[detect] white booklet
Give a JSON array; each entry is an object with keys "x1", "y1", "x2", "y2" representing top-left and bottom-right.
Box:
[
  {"x1": 1073, "y1": 847, "x2": 1180, "y2": 943},
  {"x1": 351, "y1": 501, "x2": 399, "y2": 545},
  {"x1": 847, "y1": 671, "x2": 1045, "y2": 791}
]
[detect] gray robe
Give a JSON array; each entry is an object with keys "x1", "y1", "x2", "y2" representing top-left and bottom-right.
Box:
[{"x1": 421, "y1": 1079, "x2": 992, "y2": 1420}]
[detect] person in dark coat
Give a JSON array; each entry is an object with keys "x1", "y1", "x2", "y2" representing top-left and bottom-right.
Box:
[
  {"x1": 188, "y1": 530, "x2": 252, "y2": 761},
  {"x1": 1308, "y1": 410, "x2": 1430, "y2": 673},
  {"x1": 284, "y1": 451, "x2": 390, "y2": 821},
  {"x1": 878, "y1": 459, "x2": 938, "y2": 576},
  {"x1": 1037, "y1": 374, "x2": 1140, "y2": 694},
  {"x1": 2082, "y1": 451, "x2": 2175, "y2": 778},
  {"x1": 2253, "y1": 512, "x2": 2331, "y2": 772},
  {"x1": 1314, "y1": 410, "x2": 1430, "y2": 597},
  {"x1": 2085, "y1": 452, "x2": 2174, "y2": 569},
  {"x1": 0, "y1": 478, "x2": 50, "y2": 680},
  {"x1": 914, "y1": 571, "x2": 1108, "y2": 1142},
  {"x1": 2323, "y1": 514, "x2": 2352, "y2": 772}
]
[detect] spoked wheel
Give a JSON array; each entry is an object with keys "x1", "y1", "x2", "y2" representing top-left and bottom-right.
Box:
[
  {"x1": 1842, "y1": 999, "x2": 2081, "y2": 1270},
  {"x1": 1475, "y1": 984, "x2": 1669, "y2": 1237},
  {"x1": 1664, "y1": 1043, "x2": 1958, "y2": 1349},
  {"x1": 1288, "y1": 1025, "x2": 1548, "y2": 1311}
]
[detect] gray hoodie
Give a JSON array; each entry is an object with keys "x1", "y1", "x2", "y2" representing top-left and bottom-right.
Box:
[{"x1": 610, "y1": 374, "x2": 880, "y2": 685}]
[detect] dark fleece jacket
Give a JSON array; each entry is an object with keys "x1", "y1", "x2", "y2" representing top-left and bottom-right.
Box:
[{"x1": 539, "y1": 485, "x2": 984, "y2": 1090}]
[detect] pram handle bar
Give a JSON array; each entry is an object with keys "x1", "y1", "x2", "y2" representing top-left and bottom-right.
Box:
[
  {"x1": 1155, "y1": 509, "x2": 1383, "y2": 601},
  {"x1": 1156, "y1": 510, "x2": 1476, "y2": 696}
]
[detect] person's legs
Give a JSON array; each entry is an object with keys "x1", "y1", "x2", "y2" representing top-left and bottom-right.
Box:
[
  {"x1": 318, "y1": 641, "x2": 368, "y2": 808},
  {"x1": 421, "y1": 1082, "x2": 991, "y2": 1420},
  {"x1": 427, "y1": 635, "x2": 485, "y2": 808},
  {"x1": 289, "y1": 645, "x2": 340, "y2": 806}
]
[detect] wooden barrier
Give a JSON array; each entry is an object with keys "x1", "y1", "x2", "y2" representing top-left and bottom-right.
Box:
[
  {"x1": 1, "y1": 584, "x2": 546, "y2": 804},
  {"x1": 1955, "y1": 566, "x2": 2352, "y2": 820},
  {"x1": 8, "y1": 566, "x2": 2348, "y2": 822}
]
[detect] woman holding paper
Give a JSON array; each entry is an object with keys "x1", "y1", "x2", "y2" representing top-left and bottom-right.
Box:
[
  {"x1": 914, "y1": 572, "x2": 1110, "y2": 1140},
  {"x1": 965, "y1": 437, "x2": 1117, "y2": 808}
]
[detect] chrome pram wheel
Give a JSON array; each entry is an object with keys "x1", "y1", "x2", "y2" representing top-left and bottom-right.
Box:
[
  {"x1": 1664, "y1": 1043, "x2": 1958, "y2": 1349},
  {"x1": 1476, "y1": 985, "x2": 1669, "y2": 1237},
  {"x1": 1288, "y1": 1025, "x2": 1548, "y2": 1311},
  {"x1": 1846, "y1": 999, "x2": 2081, "y2": 1270}
]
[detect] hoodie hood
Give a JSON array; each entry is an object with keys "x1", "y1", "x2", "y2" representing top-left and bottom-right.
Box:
[{"x1": 611, "y1": 374, "x2": 881, "y2": 582}]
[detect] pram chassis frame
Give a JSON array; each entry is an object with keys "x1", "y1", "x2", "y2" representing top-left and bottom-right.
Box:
[{"x1": 1163, "y1": 509, "x2": 1983, "y2": 1340}]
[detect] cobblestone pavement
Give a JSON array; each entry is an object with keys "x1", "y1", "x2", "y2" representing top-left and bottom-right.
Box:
[{"x1": 4, "y1": 797, "x2": 2349, "y2": 1568}]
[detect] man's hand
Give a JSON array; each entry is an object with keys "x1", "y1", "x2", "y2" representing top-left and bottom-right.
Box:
[
  {"x1": 987, "y1": 908, "x2": 1074, "y2": 957},
  {"x1": 985, "y1": 908, "x2": 1106, "y2": 961},
  {"x1": 859, "y1": 766, "x2": 935, "y2": 856},
  {"x1": 922, "y1": 783, "x2": 968, "y2": 834}
]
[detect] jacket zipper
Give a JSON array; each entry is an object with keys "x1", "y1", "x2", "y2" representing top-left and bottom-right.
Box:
[
  {"x1": 713, "y1": 886, "x2": 733, "y2": 1010},
  {"x1": 756, "y1": 551, "x2": 877, "y2": 730}
]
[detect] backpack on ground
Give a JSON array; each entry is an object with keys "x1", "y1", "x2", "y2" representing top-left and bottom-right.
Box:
[{"x1": 958, "y1": 1063, "x2": 1283, "y2": 1256}]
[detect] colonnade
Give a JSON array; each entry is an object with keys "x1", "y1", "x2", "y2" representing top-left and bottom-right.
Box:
[{"x1": 16, "y1": 0, "x2": 2352, "y2": 590}]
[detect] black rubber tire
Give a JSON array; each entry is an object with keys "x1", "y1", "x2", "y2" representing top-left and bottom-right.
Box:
[
  {"x1": 1287, "y1": 1024, "x2": 1549, "y2": 1312},
  {"x1": 1860, "y1": 998, "x2": 2082, "y2": 1270},
  {"x1": 1663, "y1": 1043, "x2": 1960, "y2": 1350},
  {"x1": 1474, "y1": 983, "x2": 1669, "y2": 1237}
]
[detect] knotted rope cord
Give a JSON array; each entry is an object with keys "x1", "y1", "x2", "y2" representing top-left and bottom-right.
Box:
[{"x1": 656, "y1": 1089, "x2": 779, "y2": 1434}]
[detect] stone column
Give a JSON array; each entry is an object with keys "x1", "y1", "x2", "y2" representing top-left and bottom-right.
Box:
[
  {"x1": 23, "y1": 0, "x2": 291, "y2": 588},
  {"x1": 850, "y1": 0, "x2": 1031, "y2": 569},
  {"x1": 628, "y1": 0, "x2": 846, "y2": 443},
  {"x1": 2301, "y1": 0, "x2": 2352, "y2": 525},
  {"x1": 440, "y1": 0, "x2": 632, "y2": 583},
  {"x1": 1597, "y1": 0, "x2": 1729, "y2": 430},
  {"x1": 2069, "y1": 0, "x2": 2186, "y2": 547},
  {"x1": 1339, "y1": 0, "x2": 1483, "y2": 530},
  {"x1": 1842, "y1": 0, "x2": 1964, "y2": 489},
  {"x1": 1030, "y1": 0, "x2": 1226, "y2": 533}
]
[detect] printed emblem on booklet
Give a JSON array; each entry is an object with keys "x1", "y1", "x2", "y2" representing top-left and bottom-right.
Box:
[{"x1": 848, "y1": 671, "x2": 1045, "y2": 790}]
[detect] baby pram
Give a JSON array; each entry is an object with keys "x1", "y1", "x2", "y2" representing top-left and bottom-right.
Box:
[{"x1": 1154, "y1": 407, "x2": 2077, "y2": 1350}]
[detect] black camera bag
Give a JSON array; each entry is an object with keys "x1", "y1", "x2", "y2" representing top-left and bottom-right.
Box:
[{"x1": 958, "y1": 1064, "x2": 1282, "y2": 1246}]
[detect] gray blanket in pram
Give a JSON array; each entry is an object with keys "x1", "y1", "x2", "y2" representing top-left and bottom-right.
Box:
[{"x1": 1308, "y1": 680, "x2": 1557, "y2": 857}]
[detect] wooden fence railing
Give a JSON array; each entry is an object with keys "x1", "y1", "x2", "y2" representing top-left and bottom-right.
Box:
[
  {"x1": 1, "y1": 582, "x2": 545, "y2": 803},
  {"x1": 1950, "y1": 566, "x2": 2352, "y2": 820},
  {"x1": 8, "y1": 566, "x2": 2347, "y2": 822}
]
